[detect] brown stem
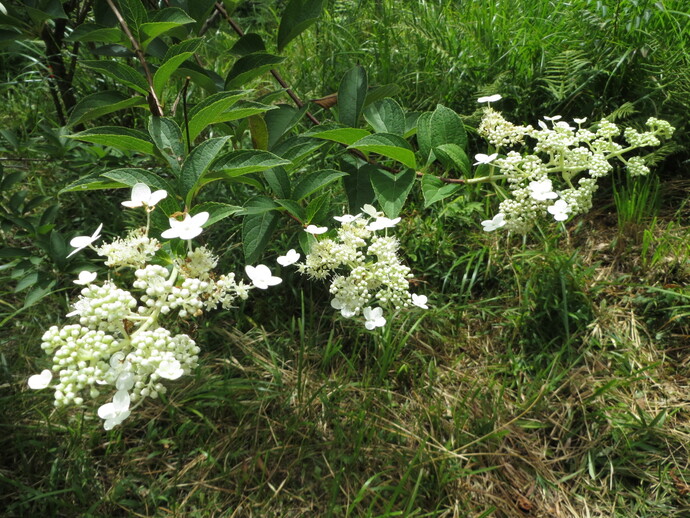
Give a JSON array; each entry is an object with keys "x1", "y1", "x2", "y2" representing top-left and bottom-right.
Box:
[{"x1": 105, "y1": 0, "x2": 163, "y2": 116}]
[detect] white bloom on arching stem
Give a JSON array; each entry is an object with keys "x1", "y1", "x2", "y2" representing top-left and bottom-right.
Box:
[
  {"x1": 74, "y1": 271, "x2": 97, "y2": 285},
  {"x1": 573, "y1": 117, "x2": 587, "y2": 124},
  {"x1": 481, "y1": 213, "x2": 506, "y2": 232},
  {"x1": 245, "y1": 264, "x2": 282, "y2": 289},
  {"x1": 528, "y1": 179, "x2": 558, "y2": 201},
  {"x1": 544, "y1": 115, "x2": 562, "y2": 121},
  {"x1": 548, "y1": 199, "x2": 571, "y2": 221},
  {"x1": 28, "y1": 369, "x2": 52, "y2": 389},
  {"x1": 362, "y1": 204, "x2": 382, "y2": 218},
  {"x1": 67, "y1": 223, "x2": 103, "y2": 258},
  {"x1": 474, "y1": 153, "x2": 498, "y2": 165},
  {"x1": 305, "y1": 224, "x2": 328, "y2": 235},
  {"x1": 333, "y1": 213, "x2": 361, "y2": 224},
  {"x1": 98, "y1": 389, "x2": 131, "y2": 430},
  {"x1": 161, "y1": 212, "x2": 209, "y2": 240},
  {"x1": 363, "y1": 307, "x2": 386, "y2": 330},
  {"x1": 411, "y1": 294, "x2": 428, "y2": 309},
  {"x1": 156, "y1": 359, "x2": 184, "y2": 380},
  {"x1": 121, "y1": 183, "x2": 167, "y2": 210},
  {"x1": 277, "y1": 249, "x2": 300, "y2": 266},
  {"x1": 477, "y1": 94, "x2": 502, "y2": 103}
]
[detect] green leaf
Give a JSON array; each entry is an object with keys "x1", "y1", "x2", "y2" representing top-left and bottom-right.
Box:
[
  {"x1": 211, "y1": 150, "x2": 291, "y2": 178},
  {"x1": 429, "y1": 104, "x2": 467, "y2": 150},
  {"x1": 0, "y1": 247, "x2": 31, "y2": 258},
  {"x1": 66, "y1": 23, "x2": 123, "y2": 43},
  {"x1": 434, "y1": 144, "x2": 470, "y2": 175},
  {"x1": 190, "y1": 202, "x2": 242, "y2": 226},
  {"x1": 48, "y1": 230, "x2": 68, "y2": 268},
  {"x1": 271, "y1": 137, "x2": 325, "y2": 168},
  {"x1": 225, "y1": 53, "x2": 285, "y2": 89},
  {"x1": 338, "y1": 65, "x2": 368, "y2": 128},
  {"x1": 349, "y1": 133, "x2": 417, "y2": 170},
  {"x1": 174, "y1": 65, "x2": 221, "y2": 93},
  {"x1": 153, "y1": 38, "x2": 202, "y2": 96},
  {"x1": 277, "y1": 0, "x2": 325, "y2": 52},
  {"x1": 364, "y1": 98, "x2": 405, "y2": 136},
  {"x1": 369, "y1": 168, "x2": 416, "y2": 218},
  {"x1": 59, "y1": 173, "x2": 126, "y2": 194},
  {"x1": 15, "y1": 272, "x2": 38, "y2": 293},
  {"x1": 265, "y1": 104, "x2": 308, "y2": 149},
  {"x1": 140, "y1": 8, "x2": 195, "y2": 48},
  {"x1": 186, "y1": 91, "x2": 245, "y2": 140},
  {"x1": 70, "y1": 127, "x2": 156, "y2": 155},
  {"x1": 243, "y1": 211, "x2": 278, "y2": 263},
  {"x1": 180, "y1": 137, "x2": 231, "y2": 204},
  {"x1": 292, "y1": 169, "x2": 347, "y2": 201},
  {"x1": 343, "y1": 164, "x2": 379, "y2": 214},
  {"x1": 306, "y1": 126, "x2": 371, "y2": 146},
  {"x1": 119, "y1": 0, "x2": 147, "y2": 32},
  {"x1": 249, "y1": 114, "x2": 269, "y2": 150},
  {"x1": 421, "y1": 175, "x2": 462, "y2": 208},
  {"x1": 275, "y1": 199, "x2": 306, "y2": 222},
  {"x1": 263, "y1": 167, "x2": 291, "y2": 198},
  {"x1": 230, "y1": 33, "x2": 266, "y2": 56},
  {"x1": 305, "y1": 192, "x2": 330, "y2": 223},
  {"x1": 239, "y1": 196, "x2": 279, "y2": 216},
  {"x1": 68, "y1": 91, "x2": 147, "y2": 127},
  {"x1": 81, "y1": 60, "x2": 150, "y2": 95},
  {"x1": 148, "y1": 117, "x2": 185, "y2": 170},
  {"x1": 23, "y1": 280, "x2": 57, "y2": 309},
  {"x1": 25, "y1": 0, "x2": 67, "y2": 24}
]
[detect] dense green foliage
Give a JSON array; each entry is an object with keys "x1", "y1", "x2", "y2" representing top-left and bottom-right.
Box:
[{"x1": 2, "y1": 1, "x2": 690, "y2": 516}]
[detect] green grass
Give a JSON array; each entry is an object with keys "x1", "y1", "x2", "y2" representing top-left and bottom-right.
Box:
[{"x1": 3, "y1": 0, "x2": 690, "y2": 516}]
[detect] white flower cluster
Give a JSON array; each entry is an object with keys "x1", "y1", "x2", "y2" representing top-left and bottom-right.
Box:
[
  {"x1": 294, "y1": 205, "x2": 428, "y2": 329},
  {"x1": 28, "y1": 183, "x2": 282, "y2": 430},
  {"x1": 476, "y1": 103, "x2": 675, "y2": 233}
]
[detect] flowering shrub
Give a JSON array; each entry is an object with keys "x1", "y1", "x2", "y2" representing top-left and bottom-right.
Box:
[
  {"x1": 27, "y1": 184, "x2": 282, "y2": 430},
  {"x1": 475, "y1": 96, "x2": 675, "y2": 233}
]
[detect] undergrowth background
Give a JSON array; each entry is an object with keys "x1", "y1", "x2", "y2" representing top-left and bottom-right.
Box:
[{"x1": 2, "y1": 0, "x2": 690, "y2": 516}]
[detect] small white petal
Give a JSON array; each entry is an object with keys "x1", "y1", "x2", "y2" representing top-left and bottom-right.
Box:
[
  {"x1": 28, "y1": 369, "x2": 52, "y2": 389},
  {"x1": 74, "y1": 271, "x2": 97, "y2": 285},
  {"x1": 474, "y1": 153, "x2": 498, "y2": 165},
  {"x1": 305, "y1": 224, "x2": 328, "y2": 235},
  {"x1": 277, "y1": 249, "x2": 300, "y2": 266},
  {"x1": 411, "y1": 294, "x2": 429, "y2": 309},
  {"x1": 477, "y1": 94, "x2": 502, "y2": 103}
]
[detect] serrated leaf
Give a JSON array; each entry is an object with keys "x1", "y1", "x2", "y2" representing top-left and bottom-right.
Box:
[
  {"x1": 174, "y1": 65, "x2": 221, "y2": 93},
  {"x1": 239, "y1": 196, "x2": 278, "y2": 216},
  {"x1": 275, "y1": 199, "x2": 305, "y2": 222},
  {"x1": 434, "y1": 144, "x2": 470, "y2": 175},
  {"x1": 119, "y1": 0, "x2": 147, "y2": 32},
  {"x1": 249, "y1": 114, "x2": 268, "y2": 150},
  {"x1": 230, "y1": 33, "x2": 266, "y2": 56},
  {"x1": 225, "y1": 53, "x2": 285, "y2": 89},
  {"x1": 306, "y1": 126, "x2": 371, "y2": 146},
  {"x1": 211, "y1": 150, "x2": 291, "y2": 178},
  {"x1": 148, "y1": 117, "x2": 185, "y2": 170},
  {"x1": 82, "y1": 60, "x2": 150, "y2": 95},
  {"x1": 292, "y1": 169, "x2": 347, "y2": 201},
  {"x1": 180, "y1": 137, "x2": 231, "y2": 204},
  {"x1": 66, "y1": 23, "x2": 123, "y2": 43},
  {"x1": 265, "y1": 104, "x2": 308, "y2": 149},
  {"x1": 70, "y1": 127, "x2": 156, "y2": 155},
  {"x1": 277, "y1": 0, "x2": 325, "y2": 52},
  {"x1": 68, "y1": 91, "x2": 147, "y2": 127},
  {"x1": 305, "y1": 192, "x2": 330, "y2": 223},
  {"x1": 429, "y1": 104, "x2": 467, "y2": 150},
  {"x1": 421, "y1": 175, "x2": 462, "y2": 208},
  {"x1": 153, "y1": 39, "x2": 202, "y2": 96},
  {"x1": 243, "y1": 212, "x2": 279, "y2": 263},
  {"x1": 140, "y1": 8, "x2": 195, "y2": 48},
  {"x1": 190, "y1": 202, "x2": 242, "y2": 226},
  {"x1": 369, "y1": 168, "x2": 416, "y2": 218},
  {"x1": 186, "y1": 91, "x2": 250, "y2": 141},
  {"x1": 338, "y1": 65, "x2": 367, "y2": 127},
  {"x1": 263, "y1": 167, "x2": 291, "y2": 198},
  {"x1": 364, "y1": 98, "x2": 405, "y2": 136},
  {"x1": 271, "y1": 136, "x2": 325, "y2": 168},
  {"x1": 343, "y1": 163, "x2": 377, "y2": 213},
  {"x1": 349, "y1": 133, "x2": 416, "y2": 170}
]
